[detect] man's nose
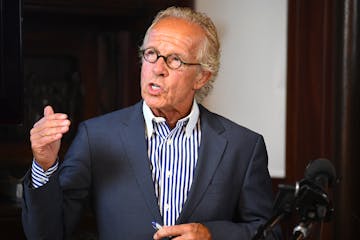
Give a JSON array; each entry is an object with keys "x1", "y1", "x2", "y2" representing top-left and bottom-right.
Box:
[{"x1": 153, "y1": 56, "x2": 169, "y2": 76}]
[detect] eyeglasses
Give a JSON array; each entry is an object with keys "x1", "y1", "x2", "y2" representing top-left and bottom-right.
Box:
[{"x1": 141, "y1": 47, "x2": 202, "y2": 70}]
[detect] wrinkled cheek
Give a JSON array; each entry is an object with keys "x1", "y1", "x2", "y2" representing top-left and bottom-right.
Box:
[
  {"x1": 140, "y1": 72, "x2": 149, "y2": 92},
  {"x1": 140, "y1": 66, "x2": 148, "y2": 82},
  {"x1": 140, "y1": 81, "x2": 146, "y2": 98}
]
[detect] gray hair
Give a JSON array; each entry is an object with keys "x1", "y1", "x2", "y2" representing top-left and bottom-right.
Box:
[{"x1": 141, "y1": 6, "x2": 221, "y2": 102}]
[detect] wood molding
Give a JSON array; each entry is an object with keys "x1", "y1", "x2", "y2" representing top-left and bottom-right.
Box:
[{"x1": 333, "y1": 0, "x2": 360, "y2": 239}]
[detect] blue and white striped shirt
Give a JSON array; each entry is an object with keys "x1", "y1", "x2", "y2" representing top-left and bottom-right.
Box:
[
  {"x1": 31, "y1": 101, "x2": 201, "y2": 227},
  {"x1": 143, "y1": 100, "x2": 201, "y2": 226},
  {"x1": 31, "y1": 160, "x2": 58, "y2": 188}
]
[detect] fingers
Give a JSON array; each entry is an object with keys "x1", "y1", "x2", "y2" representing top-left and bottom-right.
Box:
[
  {"x1": 30, "y1": 125, "x2": 68, "y2": 146},
  {"x1": 153, "y1": 223, "x2": 211, "y2": 240},
  {"x1": 32, "y1": 118, "x2": 70, "y2": 134},
  {"x1": 34, "y1": 112, "x2": 69, "y2": 128},
  {"x1": 30, "y1": 106, "x2": 71, "y2": 170},
  {"x1": 30, "y1": 106, "x2": 71, "y2": 146}
]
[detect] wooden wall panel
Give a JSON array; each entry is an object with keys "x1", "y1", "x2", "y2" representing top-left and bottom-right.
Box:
[
  {"x1": 286, "y1": 0, "x2": 360, "y2": 239},
  {"x1": 285, "y1": 0, "x2": 336, "y2": 239},
  {"x1": 286, "y1": 0, "x2": 335, "y2": 184}
]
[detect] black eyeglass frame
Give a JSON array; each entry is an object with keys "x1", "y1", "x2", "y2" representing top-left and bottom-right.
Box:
[{"x1": 140, "y1": 47, "x2": 202, "y2": 70}]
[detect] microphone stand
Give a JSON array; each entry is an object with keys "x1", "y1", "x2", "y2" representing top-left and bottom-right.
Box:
[
  {"x1": 253, "y1": 179, "x2": 333, "y2": 240},
  {"x1": 251, "y1": 212, "x2": 286, "y2": 240},
  {"x1": 290, "y1": 221, "x2": 313, "y2": 240},
  {"x1": 289, "y1": 180, "x2": 332, "y2": 240},
  {"x1": 254, "y1": 159, "x2": 336, "y2": 240},
  {"x1": 252, "y1": 183, "x2": 297, "y2": 240}
]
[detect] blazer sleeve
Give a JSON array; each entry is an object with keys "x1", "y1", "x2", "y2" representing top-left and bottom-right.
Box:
[
  {"x1": 22, "y1": 170, "x2": 64, "y2": 240},
  {"x1": 22, "y1": 122, "x2": 92, "y2": 240},
  {"x1": 202, "y1": 136, "x2": 281, "y2": 239}
]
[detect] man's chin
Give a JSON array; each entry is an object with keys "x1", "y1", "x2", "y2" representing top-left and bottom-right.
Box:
[
  {"x1": 143, "y1": 100, "x2": 158, "y2": 109},
  {"x1": 143, "y1": 97, "x2": 163, "y2": 108}
]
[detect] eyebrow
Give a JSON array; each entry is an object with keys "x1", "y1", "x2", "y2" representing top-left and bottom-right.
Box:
[{"x1": 146, "y1": 46, "x2": 190, "y2": 60}]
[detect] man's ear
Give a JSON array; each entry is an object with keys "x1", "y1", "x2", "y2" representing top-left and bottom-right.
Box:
[{"x1": 194, "y1": 70, "x2": 212, "y2": 90}]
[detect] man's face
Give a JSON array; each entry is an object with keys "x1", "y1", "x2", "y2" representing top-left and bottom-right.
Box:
[{"x1": 140, "y1": 17, "x2": 210, "y2": 117}]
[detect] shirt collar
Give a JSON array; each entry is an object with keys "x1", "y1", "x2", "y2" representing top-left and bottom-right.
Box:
[{"x1": 142, "y1": 99, "x2": 200, "y2": 138}]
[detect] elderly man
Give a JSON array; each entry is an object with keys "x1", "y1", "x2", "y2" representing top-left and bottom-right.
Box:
[{"x1": 22, "y1": 6, "x2": 279, "y2": 240}]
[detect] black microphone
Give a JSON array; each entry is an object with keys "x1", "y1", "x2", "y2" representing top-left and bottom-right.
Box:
[
  {"x1": 304, "y1": 158, "x2": 336, "y2": 190},
  {"x1": 291, "y1": 159, "x2": 336, "y2": 239},
  {"x1": 252, "y1": 158, "x2": 337, "y2": 240}
]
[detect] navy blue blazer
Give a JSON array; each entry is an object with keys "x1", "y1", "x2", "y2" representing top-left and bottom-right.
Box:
[{"x1": 22, "y1": 101, "x2": 278, "y2": 239}]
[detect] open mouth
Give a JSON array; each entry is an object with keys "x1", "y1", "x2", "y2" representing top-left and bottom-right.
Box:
[{"x1": 151, "y1": 83, "x2": 161, "y2": 90}]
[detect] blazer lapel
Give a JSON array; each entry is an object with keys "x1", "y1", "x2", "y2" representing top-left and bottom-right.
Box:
[
  {"x1": 177, "y1": 106, "x2": 227, "y2": 223},
  {"x1": 120, "y1": 102, "x2": 163, "y2": 223}
]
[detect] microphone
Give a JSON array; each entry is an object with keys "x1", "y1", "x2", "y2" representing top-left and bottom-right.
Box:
[
  {"x1": 304, "y1": 158, "x2": 336, "y2": 190},
  {"x1": 252, "y1": 158, "x2": 337, "y2": 240},
  {"x1": 291, "y1": 159, "x2": 336, "y2": 239}
]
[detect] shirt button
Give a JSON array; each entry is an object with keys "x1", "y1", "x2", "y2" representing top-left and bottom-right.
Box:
[
  {"x1": 167, "y1": 139, "x2": 173, "y2": 145},
  {"x1": 166, "y1": 170, "x2": 172, "y2": 178},
  {"x1": 164, "y1": 204, "x2": 170, "y2": 211}
]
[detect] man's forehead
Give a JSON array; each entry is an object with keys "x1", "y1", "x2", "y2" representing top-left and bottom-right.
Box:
[
  {"x1": 151, "y1": 17, "x2": 204, "y2": 38},
  {"x1": 146, "y1": 18, "x2": 204, "y2": 51}
]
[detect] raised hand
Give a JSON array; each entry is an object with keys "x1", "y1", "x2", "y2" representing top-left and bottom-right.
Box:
[{"x1": 30, "y1": 106, "x2": 71, "y2": 170}]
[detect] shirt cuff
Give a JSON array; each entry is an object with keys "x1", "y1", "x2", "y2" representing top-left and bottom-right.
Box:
[{"x1": 31, "y1": 159, "x2": 58, "y2": 188}]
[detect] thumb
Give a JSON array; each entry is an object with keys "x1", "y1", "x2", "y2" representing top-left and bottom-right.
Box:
[{"x1": 44, "y1": 105, "x2": 55, "y2": 116}]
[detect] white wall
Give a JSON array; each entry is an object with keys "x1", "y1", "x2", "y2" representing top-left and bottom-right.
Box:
[{"x1": 196, "y1": 0, "x2": 287, "y2": 177}]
